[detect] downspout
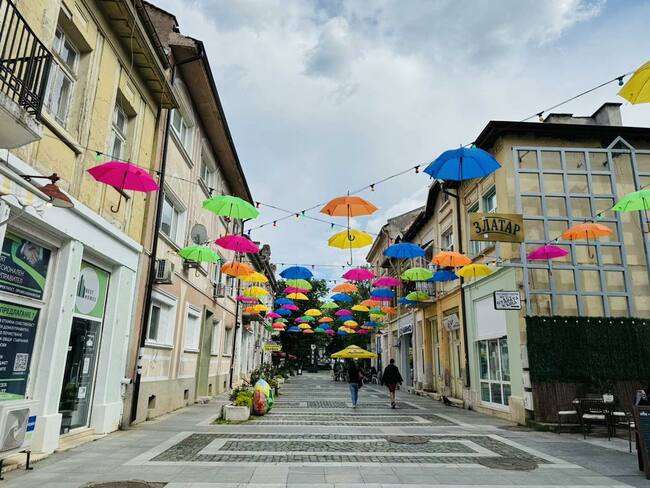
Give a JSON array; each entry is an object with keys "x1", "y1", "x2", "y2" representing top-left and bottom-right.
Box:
[
  {"x1": 228, "y1": 219, "x2": 249, "y2": 388},
  {"x1": 454, "y1": 185, "x2": 471, "y2": 389}
]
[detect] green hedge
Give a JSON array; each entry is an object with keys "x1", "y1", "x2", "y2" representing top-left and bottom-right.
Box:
[{"x1": 526, "y1": 315, "x2": 650, "y2": 385}]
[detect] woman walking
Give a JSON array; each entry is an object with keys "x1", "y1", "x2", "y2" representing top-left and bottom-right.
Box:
[
  {"x1": 347, "y1": 359, "x2": 363, "y2": 407},
  {"x1": 381, "y1": 358, "x2": 403, "y2": 409}
]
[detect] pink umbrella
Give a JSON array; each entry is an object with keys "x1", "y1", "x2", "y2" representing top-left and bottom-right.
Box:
[
  {"x1": 237, "y1": 295, "x2": 258, "y2": 303},
  {"x1": 357, "y1": 329, "x2": 369, "y2": 335},
  {"x1": 283, "y1": 287, "x2": 309, "y2": 294},
  {"x1": 267, "y1": 312, "x2": 281, "y2": 319},
  {"x1": 215, "y1": 234, "x2": 259, "y2": 253},
  {"x1": 88, "y1": 161, "x2": 159, "y2": 191},
  {"x1": 295, "y1": 318, "x2": 305, "y2": 323},
  {"x1": 324, "y1": 329, "x2": 335, "y2": 335},
  {"x1": 370, "y1": 296, "x2": 392, "y2": 302},
  {"x1": 527, "y1": 244, "x2": 569, "y2": 260},
  {"x1": 373, "y1": 277, "x2": 401, "y2": 287},
  {"x1": 282, "y1": 304, "x2": 299, "y2": 311},
  {"x1": 335, "y1": 309, "x2": 353, "y2": 316},
  {"x1": 342, "y1": 268, "x2": 376, "y2": 281}
]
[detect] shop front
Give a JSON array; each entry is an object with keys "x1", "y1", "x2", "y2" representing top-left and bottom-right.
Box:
[{"x1": 397, "y1": 313, "x2": 414, "y2": 388}]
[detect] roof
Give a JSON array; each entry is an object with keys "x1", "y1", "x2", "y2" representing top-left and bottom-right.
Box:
[
  {"x1": 402, "y1": 181, "x2": 442, "y2": 241},
  {"x1": 365, "y1": 206, "x2": 423, "y2": 263}
]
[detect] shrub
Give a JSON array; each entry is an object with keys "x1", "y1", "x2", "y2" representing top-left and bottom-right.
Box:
[
  {"x1": 229, "y1": 385, "x2": 251, "y2": 401},
  {"x1": 233, "y1": 391, "x2": 253, "y2": 409}
]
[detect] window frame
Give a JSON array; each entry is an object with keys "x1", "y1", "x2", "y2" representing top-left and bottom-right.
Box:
[
  {"x1": 441, "y1": 226, "x2": 454, "y2": 251},
  {"x1": 160, "y1": 192, "x2": 186, "y2": 246},
  {"x1": 477, "y1": 336, "x2": 510, "y2": 409},
  {"x1": 222, "y1": 326, "x2": 234, "y2": 356},
  {"x1": 146, "y1": 292, "x2": 176, "y2": 347},
  {"x1": 184, "y1": 306, "x2": 201, "y2": 352},
  {"x1": 107, "y1": 104, "x2": 128, "y2": 160},
  {"x1": 211, "y1": 319, "x2": 222, "y2": 355},
  {"x1": 44, "y1": 28, "x2": 79, "y2": 127},
  {"x1": 171, "y1": 109, "x2": 193, "y2": 155}
]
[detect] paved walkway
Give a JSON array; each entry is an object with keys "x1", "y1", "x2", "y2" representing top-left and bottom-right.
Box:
[{"x1": 3, "y1": 372, "x2": 646, "y2": 487}]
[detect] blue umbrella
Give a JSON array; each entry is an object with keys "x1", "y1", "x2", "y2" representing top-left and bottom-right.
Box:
[
  {"x1": 319, "y1": 324, "x2": 331, "y2": 330},
  {"x1": 280, "y1": 266, "x2": 313, "y2": 280},
  {"x1": 275, "y1": 297, "x2": 294, "y2": 305},
  {"x1": 274, "y1": 308, "x2": 291, "y2": 316},
  {"x1": 371, "y1": 288, "x2": 394, "y2": 298},
  {"x1": 384, "y1": 242, "x2": 425, "y2": 259},
  {"x1": 399, "y1": 297, "x2": 417, "y2": 306},
  {"x1": 424, "y1": 147, "x2": 501, "y2": 181},
  {"x1": 338, "y1": 315, "x2": 353, "y2": 322},
  {"x1": 336, "y1": 329, "x2": 347, "y2": 335},
  {"x1": 287, "y1": 326, "x2": 301, "y2": 332},
  {"x1": 331, "y1": 293, "x2": 353, "y2": 302},
  {"x1": 429, "y1": 269, "x2": 458, "y2": 282},
  {"x1": 363, "y1": 321, "x2": 379, "y2": 328}
]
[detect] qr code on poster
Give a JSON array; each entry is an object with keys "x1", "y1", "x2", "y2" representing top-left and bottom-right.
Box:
[{"x1": 13, "y1": 353, "x2": 28, "y2": 372}]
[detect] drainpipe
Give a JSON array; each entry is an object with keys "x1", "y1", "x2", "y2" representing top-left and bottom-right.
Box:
[
  {"x1": 228, "y1": 219, "x2": 250, "y2": 388},
  {"x1": 130, "y1": 52, "x2": 204, "y2": 423},
  {"x1": 453, "y1": 185, "x2": 471, "y2": 389}
]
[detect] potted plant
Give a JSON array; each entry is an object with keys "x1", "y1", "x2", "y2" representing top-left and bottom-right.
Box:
[
  {"x1": 268, "y1": 377, "x2": 279, "y2": 396},
  {"x1": 223, "y1": 389, "x2": 253, "y2": 421}
]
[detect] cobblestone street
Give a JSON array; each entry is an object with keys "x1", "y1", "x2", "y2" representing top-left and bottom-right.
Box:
[{"x1": 3, "y1": 373, "x2": 646, "y2": 487}]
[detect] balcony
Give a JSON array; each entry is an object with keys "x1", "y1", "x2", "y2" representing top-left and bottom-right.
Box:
[{"x1": 0, "y1": 0, "x2": 52, "y2": 148}]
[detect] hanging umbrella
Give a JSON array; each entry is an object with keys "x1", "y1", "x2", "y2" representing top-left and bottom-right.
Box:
[
  {"x1": 275, "y1": 318, "x2": 288, "y2": 323},
  {"x1": 272, "y1": 323, "x2": 285, "y2": 329},
  {"x1": 360, "y1": 299, "x2": 377, "y2": 307},
  {"x1": 369, "y1": 313, "x2": 383, "y2": 320},
  {"x1": 266, "y1": 312, "x2": 281, "y2": 319},
  {"x1": 236, "y1": 295, "x2": 258, "y2": 303},
  {"x1": 458, "y1": 263, "x2": 493, "y2": 279},
  {"x1": 381, "y1": 306, "x2": 397, "y2": 315},
  {"x1": 357, "y1": 329, "x2": 369, "y2": 335},
  {"x1": 274, "y1": 308, "x2": 291, "y2": 316},
  {"x1": 321, "y1": 301, "x2": 339, "y2": 310},
  {"x1": 335, "y1": 309, "x2": 353, "y2": 316},
  {"x1": 243, "y1": 306, "x2": 257, "y2": 314},
  {"x1": 430, "y1": 269, "x2": 459, "y2": 282},
  {"x1": 324, "y1": 328, "x2": 336, "y2": 335},
  {"x1": 314, "y1": 327, "x2": 325, "y2": 333},
  {"x1": 561, "y1": 222, "x2": 613, "y2": 241},
  {"x1": 275, "y1": 297, "x2": 294, "y2": 305},
  {"x1": 319, "y1": 317, "x2": 334, "y2": 323},
  {"x1": 331, "y1": 293, "x2": 353, "y2": 302},
  {"x1": 328, "y1": 229, "x2": 374, "y2": 249},
  {"x1": 320, "y1": 195, "x2": 378, "y2": 217},
  {"x1": 253, "y1": 304, "x2": 269, "y2": 313},
  {"x1": 214, "y1": 234, "x2": 259, "y2": 253},
  {"x1": 295, "y1": 317, "x2": 305, "y2": 324},
  {"x1": 370, "y1": 296, "x2": 392, "y2": 302},
  {"x1": 243, "y1": 286, "x2": 268, "y2": 297},
  {"x1": 319, "y1": 323, "x2": 331, "y2": 330},
  {"x1": 383, "y1": 242, "x2": 425, "y2": 259},
  {"x1": 364, "y1": 321, "x2": 379, "y2": 328},
  {"x1": 285, "y1": 279, "x2": 313, "y2": 290},
  {"x1": 330, "y1": 345, "x2": 377, "y2": 359},
  {"x1": 370, "y1": 288, "x2": 394, "y2": 299},
  {"x1": 282, "y1": 304, "x2": 300, "y2": 311},
  {"x1": 342, "y1": 268, "x2": 376, "y2": 281},
  {"x1": 178, "y1": 245, "x2": 221, "y2": 263},
  {"x1": 286, "y1": 292, "x2": 309, "y2": 300},
  {"x1": 401, "y1": 267, "x2": 433, "y2": 281},
  {"x1": 88, "y1": 161, "x2": 159, "y2": 210},
  {"x1": 399, "y1": 297, "x2": 417, "y2": 306},
  {"x1": 527, "y1": 245, "x2": 569, "y2": 260},
  {"x1": 613, "y1": 188, "x2": 650, "y2": 211},
  {"x1": 369, "y1": 307, "x2": 384, "y2": 315},
  {"x1": 240, "y1": 272, "x2": 268, "y2": 283},
  {"x1": 424, "y1": 147, "x2": 501, "y2": 181},
  {"x1": 343, "y1": 320, "x2": 358, "y2": 327},
  {"x1": 283, "y1": 287, "x2": 309, "y2": 294},
  {"x1": 338, "y1": 315, "x2": 353, "y2": 322},
  {"x1": 298, "y1": 323, "x2": 311, "y2": 329},
  {"x1": 432, "y1": 251, "x2": 471, "y2": 267},
  {"x1": 221, "y1": 261, "x2": 254, "y2": 277},
  {"x1": 287, "y1": 326, "x2": 301, "y2": 332},
  {"x1": 304, "y1": 309, "x2": 322, "y2": 316},
  {"x1": 406, "y1": 291, "x2": 430, "y2": 301},
  {"x1": 373, "y1": 277, "x2": 401, "y2": 287},
  {"x1": 280, "y1": 266, "x2": 313, "y2": 280},
  {"x1": 303, "y1": 329, "x2": 314, "y2": 334},
  {"x1": 618, "y1": 61, "x2": 650, "y2": 104},
  {"x1": 202, "y1": 195, "x2": 259, "y2": 219},
  {"x1": 332, "y1": 282, "x2": 358, "y2": 293},
  {"x1": 351, "y1": 304, "x2": 369, "y2": 312},
  {"x1": 300, "y1": 316, "x2": 316, "y2": 322},
  {"x1": 336, "y1": 329, "x2": 347, "y2": 335}
]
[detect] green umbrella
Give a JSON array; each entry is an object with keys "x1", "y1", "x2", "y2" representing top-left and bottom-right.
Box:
[
  {"x1": 406, "y1": 291, "x2": 430, "y2": 301},
  {"x1": 321, "y1": 301, "x2": 339, "y2": 310},
  {"x1": 275, "y1": 318, "x2": 288, "y2": 323},
  {"x1": 612, "y1": 188, "x2": 650, "y2": 212},
  {"x1": 202, "y1": 195, "x2": 259, "y2": 219},
  {"x1": 286, "y1": 279, "x2": 313, "y2": 290},
  {"x1": 369, "y1": 307, "x2": 384, "y2": 315},
  {"x1": 178, "y1": 245, "x2": 221, "y2": 263},
  {"x1": 300, "y1": 316, "x2": 316, "y2": 322},
  {"x1": 314, "y1": 327, "x2": 325, "y2": 333},
  {"x1": 401, "y1": 267, "x2": 433, "y2": 281}
]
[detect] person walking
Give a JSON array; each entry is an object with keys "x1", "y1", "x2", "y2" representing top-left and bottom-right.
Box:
[
  {"x1": 381, "y1": 358, "x2": 403, "y2": 409},
  {"x1": 347, "y1": 359, "x2": 363, "y2": 407}
]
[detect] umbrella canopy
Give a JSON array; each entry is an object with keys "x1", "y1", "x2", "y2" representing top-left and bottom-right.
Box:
[
  {"x1": 304, "y1": 309, "x2": 322, "y2": 316},
  {"x1": 383, "y1": 242, "x2": 425, "y2": 259},
  {"x1": 351, "y1": 304, "x2": 369, "y2": 312},
  {"x1": 618, "y1": 61, "x2": 650, "y2": 104},
  {"x1": 274, "y1": 308, "x2": 291, "y2": 316},
  {"x1": 458, "y1": 263, "x2": 493, "y2": 279},
  {"x1": 613, "y1": 188, "x2": 650, "y2": 212},
  {"x1": 335, "y1": 308, "x2": 353, "y2": 316},
  {"x1": 370, "y1": 288, "x2": 394, "y2": 298},
  {"x1": 214, "y1": 234, "x2": 259, "y2": 253},
  {"x1": 236, "y1": 295, "x2": 258, "y2": 303},
  {"x1": 282, "y1": 304, "x2": 299, "y2": 311},
  {"x1": 430, "y1": 269, "x2": 459, "y2": 282},
  {"x1": 342, "y1": 268, "x2": 376, "y2": 281},
  {"x1": 275, "y1": 318, "x2": 288, "y2": 323},
  {"x1": 369, "y1": 307, "x2": 384, "y2": 315},
  {"x1": 243, "y1": 286, "x2": 268, "y2": 297},
  {"x1": 319, "y1": 317, "x2": 334, "y2": 323},
  {"x1": 266, "y1": 312, "x2": 281, "y2": 319},
  {"x1": 331, "y1": 345, "x2": 377, "y2": 359},
  {"x1": 370, "y1": 295, "x2": 392, "y2": 302},
  {"x1": 432, "y1": 251, "x2": 471, "y2": 267},
  {"x1": 561, "y1": 223, "x2": 613, "y2": 241},
  {"x1": 285, "y1": 279, "x2": 312, "y2": 290},
  {"x1": 321, "y1": 301, "x2": 339, "y2": 310},
  {"x1": 399, "y1": 297, "x2": 417, "y2": 306},
  {"x1": 88, "y1": 161, "x2": 159, "y2": 192},
  {"x1": 332, "y1": 282, "x2": 358, "y2": 293},
  {"x1": 240, "y1": 272, "x2": 268, "y2": 283},
  {"x1": 331, "y1": 293, "x2": 353, "y2": 302},
  {"x1": 364, "y1": 321, "x2": 379, "y2": 328},
  {"x1": 275, "y1": 297, "x2": 294, "y2": 305},
  {"x1": 357, "y1": 329, "x2": 369, "y2": 335},
  {"x1": 287, "y1": 326, "x2": 301, "y2": 332},
  {"x1": 360, "y1": 299, "x2": 377, "y2": 307},
  {"x1": 369, "y1": 313, "x2": 383, "y2": 320},
  {"x1": 178, "y1": 245, "x2": 221, "y2": 263},
  {"x1": 328, "y1": 229, "x2": 374, "y2": 249},
  {"x1": 300, "y1": 316, "x2": 316, "y2": 322},
  {"x1": 527, "y1": 245, "x2": 569, "y2": 260},
  {"x1": 298, "y1": 323, "x2": 311, "y2": 329},
  {"x1": 314, "y1": 327, "x2": 325, "y2": 333},
  {"x1": 279, "y1": 266, "x2": 313, "y2": 280},
  {"x1": 303, "y1": 328, "x2": 315, "y2": 334},
  {"x1": 337, "y1": 315, "x2": 353, "y2": 322},
  {"x1": 221, "y1": 261, "x2": 254, "y2": 277},
  {"x1": 343, "y1": 320, "x2": 358, "y2": 327},
  {"x1": 253, "y1": 304, "x2": 269, "y2": 313},
  {"x1": 424, "y1": 147, "x2": 501, "y2": 181},
  {"x1": 320, "y1": 195, "x2": 378, "y2": 217},
  {"x1": 406, "y1": 291, "x2": 430, "y2": 301},
  {"x1": 373, "y1": 277, "x2": 401, "y2": 287},
  {"x1": 283, "y1": 287, "x2": 309, "y2": 294},
  {"x1": 203, "y1": 195, "x2": 259, "y2": 219},
  {"x1": 286, "y1": 292, "x2": 309, "y2": 300},
  {"x1": 336, "y1": 328, "x2": 347, "y2": 335},
  {"x1": 401, "y1": 267, "x2": 433, "y2": 281},
  {"x1": 324, "y1": 328, "x2": 336, "y2": 335},
  {"x1": 381, "y1": 306, "x2": 397, "y2": 315},
  {"x1": 243, "y1": 306, "x2": 257, "y2": 314}
]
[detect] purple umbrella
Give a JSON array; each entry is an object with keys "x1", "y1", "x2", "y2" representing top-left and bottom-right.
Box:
[{"x1": 527, "y1": 245, "x2": 568, "y2": 260}]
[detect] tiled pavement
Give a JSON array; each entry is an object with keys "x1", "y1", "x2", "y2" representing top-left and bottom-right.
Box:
[{"x1": 3, "y1": 373, "x2": 647, "y2": 487}]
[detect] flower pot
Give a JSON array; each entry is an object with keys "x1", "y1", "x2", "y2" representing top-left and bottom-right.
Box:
[{"x1": 223, "y1": 404, "x2": 250, "y2": 421}]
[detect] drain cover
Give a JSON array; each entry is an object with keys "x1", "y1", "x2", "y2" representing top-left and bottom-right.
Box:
[
  {"x1": 85, "y1": 482, "x2": 165, "y2": 488},
  {"x1": 478, "y1": 457, "x2": 537, "y2": 471},
  {"x1": 385, "y1": 436, "x2": 430, "y2": 444}
]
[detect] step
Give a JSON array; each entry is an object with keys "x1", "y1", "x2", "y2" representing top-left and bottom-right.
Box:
[{"x1": 56, "y1": 428, "x2": 103, "y2": 452}]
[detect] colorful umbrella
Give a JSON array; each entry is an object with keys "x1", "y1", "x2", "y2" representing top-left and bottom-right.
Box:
[
  {"x1": 430, "y1": 269, "x2": 458, "y2": 282},
  {"x1": 304, "y1": 309, "x2": 322, "y2": 316},
  {"x1": 364, "y1": 321, "x2": 379, "y2": 328},
  {"x1": 279, "y1": 266, "x2": 313, "y2": 280},
  {"x1": 406, "y1": 291, "x2": 429, "y2": 301},
  {"x1": 321, "y1": 301, "x2": 339, "y2": 310},
  {"x1": 328, "y1": 229, "x2": 374, "y2": 249},
  {"x1": 253, "y1": 304, "x2": 269, "y2": 313},
  {"x1": 214, "y1": 234, "x2": 259, "y2": 253},
  {"x1": 287, "y1": 326, "x2": 301, "y2": 332},
  {"x1": 274, "y1": 308, "x2": 291, "y2": 316},
  {"x1": 283, "y1": 287, "x2": 309, "y2": 294},
  {"x1": 432, "y1": 251, "x2": 471, "y2": 267},
  {"x1": 302, "y1": 328, "x2": 315, "y2": 334},
  {"x1": 320, "y1": 195, "x2": 378, "y2": 217},
  {"x1": 618, "y1": 61, "x2": 650, "y2": 104},
  {"x1": 267, "y1": 312, "x2": 281, "y2": 319},
  {"x1": 203, "y1": 195, "x2": 259, "y2": 219},
  {"x1": 286, "y1": 279, "x2": 313, "y2": 290},
  {"x1": 221, "y1": 261, "x2": 254, "y2": 277},
  {"x1": 342, "y1": 268, "x2": 376, "y2": 281},
  {"x1": 178, "y1": 245, "x2": 221, "y2": 263},
  {"x1": 351, "y1": 304, "x2": 369, "y2": 312},
  {"x1": 612, "y1": 188, "x2": 650, "y2": 212},
  {"x1": 338, "y1": 315, "x2": 353, "y2": 322},
  {"x1": 383, "y1": 242, "x2": 425, "y2": 259},
  {"x1": 286, "y1": 292, "x2": 309, "y2": 300},
  {"x1": 458, "y1": 263, "x2": 493, "y2": 279},
  {"x1": 360, "y1": 299, "x2": 377, "y2": 307},
  {"x1": 330, "y1": 345, "x2": 377, "y2": 359},
  {"x1": 399, "y1": 297, "x2": 417, "y2": 306},
  {"x1": 275, "y1": 298, "x2": 294, "y2": 305},
  {"x1": 401, "y1": 267, "x2": 433, "y2": 281},
  {"x1": 314, "y1": 327, "x2": 325, "y2": 333},
  {"x1": 370, "y1": 295, "x2": 392, "y2": 302},
  {"x1": 381, "y1": 306, "x2": 397, "y2": 315},
  {"x1": 331, "y1": 293, "x2": 353, "y2": 302},
  {"x1": 527, "y1": 245, "x2": 569, "y2": 260},
  {"x1": 275, "y1": 318, "x2": 288, "y2": 323},
  {"x1": 88, "y1": 161, "x2": 159, "y2": 192},
  {"x1": 336, "y1": 328, "x2": 347, "y2": 335},
  {"x1": 335, "y1": 309, "x2": 353, "y2": 316},
  {"x1": 561, "y1": 222, "x2": 613, "y2": 241},
  {"x1": 240, "y1": 272, "x2": 268, "y2": 283},
  {"x1": 373, "y1": 277, "x2": 401, "y2": 287},
  {"x1": 424, "y1": 147, "x2": 501, "y2": 181},
  {"x1": 357, "y1": 329, "x2": 369, "y2": 335},
  {"x1": 300, "y1": 316, "x2": 316, "y2": 322},
  {"x1": 369, "y1": 307, "x2": 384, "y2": 315},
  {"x1": 298, "y1": 323, "x2": 311, "y2": 329},
  {"x1": 243, "y1": 286, "x2": 268, "y2": 297},
  {"x1": 236, "y1": 295, "x2": 258, "y2": 303},
  {"x1": 319, "y1": 317, "x2": 334, "y2": 323},
  {"x1": 332, "y1": 282, "x2": 358, "y2": 293},
  {"x1": 370, "y1": 288, "x2": 394, "y2": 299},
  {"x1": 243, "y1": 306, "x2": 257, "y2": 314},
  {"x1": 282, "y1": 304, "x2": 299, "y2": 311},
  {"x1": 324, "y1": 328, "x2": 336, "y2": 335},
  {"x1": 343, "y1": 320, "x2": 358, "y2": 327}
]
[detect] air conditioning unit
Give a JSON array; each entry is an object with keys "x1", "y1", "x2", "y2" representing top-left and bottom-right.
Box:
[
  {"x1": 0, "y1": 400, "x2": 37, "y2": 457},
  {"x1": 155, "y1": 259, "x2": 174, "y2": 284},
  {"x1": 213, "y1": 283, "x2": 226, "y2": 299}
]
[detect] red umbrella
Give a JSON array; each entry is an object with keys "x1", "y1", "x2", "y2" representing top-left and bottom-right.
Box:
[{"x1": 215, "y1": 234, "x2": 259, "y2": 253}]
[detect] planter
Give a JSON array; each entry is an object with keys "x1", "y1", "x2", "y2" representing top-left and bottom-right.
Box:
[
  {"x1": 223, "y1": 404, "x2": 250, "y2": 421},
  {"x1": 277, "y1": 377, "x2": 285, "y2": 385}
]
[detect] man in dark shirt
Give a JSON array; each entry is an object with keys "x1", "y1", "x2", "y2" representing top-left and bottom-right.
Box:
[{"x1": 381, "y1": 359, "x2": 403, "y2": 409}]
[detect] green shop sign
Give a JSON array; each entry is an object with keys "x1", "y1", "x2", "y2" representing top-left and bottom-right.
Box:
[
  {"x1": 75, "y1": 262, "x2": 110, "y2": 320},
  {"x1": 0, "y1": 234, "x2": 51, "y2": 300}
]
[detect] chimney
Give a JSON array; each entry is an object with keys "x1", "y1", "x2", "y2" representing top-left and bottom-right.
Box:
[{"x1": 543, "y1": 102, "x2": 622, "y2": 127}]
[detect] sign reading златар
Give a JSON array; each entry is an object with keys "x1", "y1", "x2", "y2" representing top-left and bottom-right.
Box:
[{"x1": 470, "y1": 213, "x2": 525, "y2": 243}]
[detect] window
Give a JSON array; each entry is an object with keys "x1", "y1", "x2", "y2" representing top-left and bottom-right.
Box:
[
  {"x1": 200, "y1": 155, "x2": 216, "y2": 192},
  {"x1": 44, "y1": 28, "x2": 78, "y2": 126},
  {"x1": 212, "y1": 259, "x2": 223, "y2": 284},
  {"x1": 160, "y1": 194, "x2": 185, "y2": 245},
  {"x1": 468, "y1": 202, "x2": 482, "y2": 256},
  {"x1": 483, "y1": 187, "x2": 497, "y2": 213},
  {"x1": 225, "y1": 275, "x2": 236, "y2": 297},
  {"x1": 478, "y1": 337, "x2": 510, "y2": 407},
  {"x1": 441, "y1": 227, "x2": 454, "y2": 251},
  {"x1": 431, "y1": 319, "x2": 441, "y2": 378},
  {"x1": 107, "y1": 105, "x2": 128, "y2": 159},
  {"x1": 146, "y1": 296, "x2": 175, "y2": 346},
  {"x1": 184, "y1": 308, "x2": 201, "y2": 351},
  {"x1": 171, "y1": 109, "x2": 192, "y2": 153},
  {"x1": 223, "y1": 326, "x2": 234, "y2": 355},
  {"x1": 211, "y1": 319, "x2": 222, "y2": 355}
]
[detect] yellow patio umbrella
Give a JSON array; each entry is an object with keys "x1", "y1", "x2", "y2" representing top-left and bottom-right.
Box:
[
  {"x1": 304, "y1": 309, "x2": 322, "y2": 316},
  {"x1": 618, "y1": 61, "x2": 650, "y2": 104},
  {"x1": 328, "y1": 229, "x2": 374, "y2": 249},
  {"x1": 458, "y1": 263, "x2": 493, "y2": 279},
  {"x1": 240, "y1": 272, "x2": 269, "y2": 283},
  {"x1": 351, "y1": 304, "x2": 369, "y2": 312},
  {"x1": 331, "y1": 345, "x2": 377, "y2": 359},
  {"x1": 243, "y1": 286, "x2": 268, "y2": 297},
  {"x1": 286, "y1": 292, "x2": 309, "y2": 300}
]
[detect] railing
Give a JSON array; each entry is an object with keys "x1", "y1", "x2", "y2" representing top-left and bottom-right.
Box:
[{"x1": 0, "y1": 0, "x2": 52, "y2": 116}]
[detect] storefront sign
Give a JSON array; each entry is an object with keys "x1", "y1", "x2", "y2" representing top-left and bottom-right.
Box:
[
  {"x1": 493, "y1": 291, "x2": 521, "y2": 310},
  {"x1": 263, "y1": 342, "x2": 282, "y2": 352},
  {"x1": 399, "y1": 322, "x2": 413, "y2": 336},
  {"x1": 470, "y1": 213, "x2": 525, "y2": 243},
  {"x1": 0, "y1": 301, "x2": 40, "y2": 401},
  {"x1": 75, "y1": 262, "x2": 110, "y2": 319},
  {"x1": 442, "y1": 313, "x2": 460, "y2": 331},
  {"x1": 0, "y1": 234, "x2": 50, "y2": 300}
]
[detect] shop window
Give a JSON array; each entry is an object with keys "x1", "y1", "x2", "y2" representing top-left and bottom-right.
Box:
[
  {"x1": 44, "y1": 28, "x2": 78, "y2": 126},
  {"x1": 211, "y1": 319, "x2": 222, "y2": 355},
  {"x1": 171, "y1": 109, "x2": 193, "y2": 154},
  {"x1": 160, "y1": 193, "x2": 186, "y2": 245},
  {"x1": 184, "y1": 308, "x2": 201, "y2": 351},
  {"x1": 478, "y1": 337, "x2": 510, "y2": 407},
  {"x1": 107, "y1": 104, "x2": 128, "y2": 160}
]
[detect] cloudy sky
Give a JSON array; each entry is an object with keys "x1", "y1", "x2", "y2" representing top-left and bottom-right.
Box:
[{"x1": 155, "y1": 0, "x2": 650, "y2": 282}]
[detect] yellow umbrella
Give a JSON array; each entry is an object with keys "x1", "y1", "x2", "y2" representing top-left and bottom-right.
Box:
[
  {"x1": 458, "y1": 263, "x2": 493, "y2": 280},
  {"x1": 286, "y1": 292, "x2": 309, "y2": 300},
  {"x1": 618, "y1": 61, "x2": 650, "y2": 104},
  {"x1": 343, "y1": 320, "x2": 358, "y2": 327},
  {"x1": 351, "y1": 304, "x2": 369, "y2": 312},
  {"x1": 253, "y1": 304, "x2": 269, "y2": 313},
  {"x1": 298, "y1": 323, "x2": 311, "y2": 329},
  {"x1": 328, "y1": 229, "x2": 374, "y2": 249},
  {"x1": 240, "y1": 272, "x2": 269, "y2": 283},
  {"x1": 370, "y1": 314, "x2": 384, "y2": 320},
  {"x1": 331, "y1": 345, "x2": 377, "y2": 359},
  {"x1": 243, "y1": 286, "x2": 268, "y2": 297},
  {"x1": 304, "y1": 309, "x2": 322, "y2": 316}
]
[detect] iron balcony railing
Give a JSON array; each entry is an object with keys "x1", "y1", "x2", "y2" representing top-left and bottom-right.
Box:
[{"x1": 0, "y1": 0, "x2": 52, "y2": 116}]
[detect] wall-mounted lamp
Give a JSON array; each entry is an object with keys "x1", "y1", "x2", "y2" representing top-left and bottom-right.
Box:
[{"x1": 19, "y1": 173, "x2": 74, "y2": 208}]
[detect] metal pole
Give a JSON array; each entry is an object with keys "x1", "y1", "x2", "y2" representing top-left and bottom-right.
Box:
[
  {"x1": 228, "y1": 219, "x2": 247, "y2": 388},
  {"x1": 454, "y1": 186, "x2": 471, "y2": 388}
]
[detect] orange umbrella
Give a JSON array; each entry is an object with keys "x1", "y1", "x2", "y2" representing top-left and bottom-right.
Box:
[
  {"x1": 561, "y1": 222, "x2": 613, "y2": 241},
  {"x1": 320, "y1": 195, "x2": 378, "y2": 217},
  {"x1": 432, "y1": 251, "x2": 471, "y2": 267},
  {"x1": 333, "y1": 282, "x2": 358, "y2": 293},
  {"x1": 360, "y1": 299, "x2": 376, "y2": 307},
  {"x1": 381, "y1": 306, "x2": 397, "y2": 316},
  {"x1": 319, "y1": 316, "x2": 334, "y2": 323},
  {"x1": 221, "y1": 261, "x2": 254, "y2": 277}
]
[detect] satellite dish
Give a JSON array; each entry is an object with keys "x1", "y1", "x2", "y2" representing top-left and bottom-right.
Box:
[{"x1": 190, "y1": 224, "x2": 208, "y2": 244}]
